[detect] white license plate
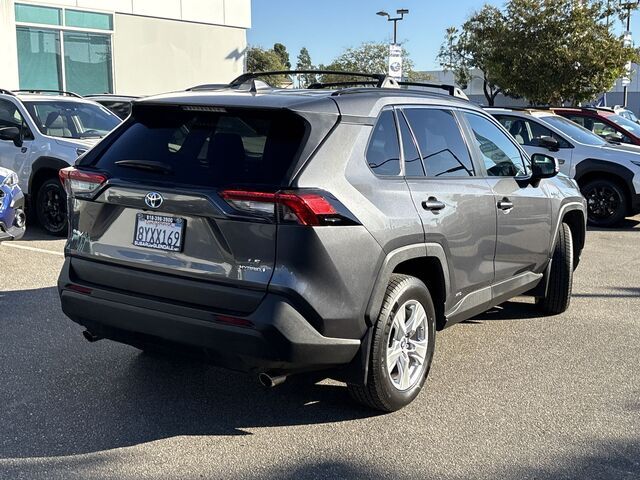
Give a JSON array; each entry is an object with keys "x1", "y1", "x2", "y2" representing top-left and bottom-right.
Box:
[{"x1": 133, "y1": 213, "x2": 186, "y2": 252}]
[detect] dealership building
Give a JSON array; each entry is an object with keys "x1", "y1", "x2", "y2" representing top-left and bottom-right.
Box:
[{"x1": 0, "y1": 0, "x2": 251, "y2": 96}]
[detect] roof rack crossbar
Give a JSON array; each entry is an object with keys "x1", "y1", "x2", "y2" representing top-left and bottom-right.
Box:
[
  {"x1": 14, "y1": 89, "x2": 82, "y2": 98},
  {"x1": 307, "y1": 80, "x2": 380, "y2": 89},
  {"x1": 229, "y1": 70, "x2": 388, "y2": 88}
]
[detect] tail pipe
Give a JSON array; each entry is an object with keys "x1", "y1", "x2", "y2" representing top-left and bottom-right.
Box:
[
  {"x1": 82, "y1": 330, "x2": 101, "y2": 343},
  {"x1": 258, "y1": 373, "x2": 287, "y2": 388}
]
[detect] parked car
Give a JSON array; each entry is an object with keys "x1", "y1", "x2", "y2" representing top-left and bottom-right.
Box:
[
  {"x1": 612, "y1": 105, "x2": 640, "y2": 124},
  {"x1": 0, "y1": 89, "x2": 121, "y2": 235},
  {"x1": 58, "y1": 71, "x2": 586, "y2": 412},
  {"x1": 84, "y1": 94, "x2": 139, "y2": 120},
  {"x1": 0, "y1": 166, "x2": 26, "y2": 241},
  {"x1": 552, "y1": 107, "x2": 640, "y2": 145},
  {"x1": 488, "y1": 107, "x2": 640, "y2": 227}
]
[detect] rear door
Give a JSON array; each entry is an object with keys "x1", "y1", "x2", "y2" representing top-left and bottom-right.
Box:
[
  {"x1": 399, "y1": 106, "x2": 497, "y2": 306},
  {"x1": 461, "y1": 111, "x2": 552, "y2": 281},
  {"x1": 0, "y1": 98, "x2": 34, "y2": 189},
  {"x1": 68, "y1": 104, "x2": 312, "y2": 312}
]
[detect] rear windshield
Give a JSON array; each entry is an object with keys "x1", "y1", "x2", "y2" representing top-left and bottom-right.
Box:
[{"x1": 87, "y1": 105, "x2": 308, "y2": 188}]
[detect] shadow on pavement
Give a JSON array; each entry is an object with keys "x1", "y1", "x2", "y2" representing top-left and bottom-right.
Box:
[
  {"x1": 465, "y1": 300, "x2": 542, "y2": 322},
  {"x1": 573, "y1": 287, "x2": 640, "y2": 298},
  {"x1": 588, "y1": 217, "x2": 640, "y2": 232},
  {"x1": 0, "y1": 287, "x2": 374, "y2": 460},
  {"x1": 17, "y1": 224, "x2": 62, "y2": 242}
]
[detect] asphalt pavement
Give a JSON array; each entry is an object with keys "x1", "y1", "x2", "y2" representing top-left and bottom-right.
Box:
[{"x1": 0, "y1": 218, "x2": 639, "y2": 479}]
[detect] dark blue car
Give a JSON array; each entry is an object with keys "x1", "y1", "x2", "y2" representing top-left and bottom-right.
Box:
[{"x1": 0, "y1": 167, "x2": 26, "y2": 241}]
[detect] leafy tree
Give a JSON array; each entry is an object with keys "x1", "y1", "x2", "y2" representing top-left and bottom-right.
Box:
[
  {"x1": 439, "y1": 0, "x2": 639, "y2": 106},
  {"x1": 296, "y1": 47, "x2": 317, "y2": 87},
  {"x1": 320, "y1": 42, "x2": 428, "y2": 83},
  {"x1": 437, "y1": 6, "x2": 507, "y2": 106},
  {"x1": 246, "y1": 46, "x2": 286, "y2": 72},
  {"x1": 273, "y1": 43, "x2": 291, "y2": 69}
]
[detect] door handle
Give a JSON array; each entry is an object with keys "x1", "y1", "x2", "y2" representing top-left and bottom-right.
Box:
[
  {"x1": 20, "y1": 147, "x2": 28, "y2": 153},
  {"x1": 497, "y1": 198, "x2": 514, "y2": 211},
  {"x1": 557, "y1": 159, "x2": 565, "y2": 165},
  {"x1": 422, "y1": 197, "x2": 446, "y2": 211}
]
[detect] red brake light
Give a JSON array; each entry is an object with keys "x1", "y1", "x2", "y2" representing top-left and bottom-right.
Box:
[
  {"x1": 59, "y1": 167, "x2": 107, "y2": 196},
  {"x1": 220, "y1": 189, "x2": 338, "y2": 226}
]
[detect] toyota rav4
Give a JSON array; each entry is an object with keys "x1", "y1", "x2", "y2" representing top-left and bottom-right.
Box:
[{"x1": 57, "y1": 71, "x2": 587, "y2": 411}]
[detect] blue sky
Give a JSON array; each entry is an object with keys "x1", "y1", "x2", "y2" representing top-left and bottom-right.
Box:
[{"x1": 248, "y1": 0, "x2": 640, "y2": 72}]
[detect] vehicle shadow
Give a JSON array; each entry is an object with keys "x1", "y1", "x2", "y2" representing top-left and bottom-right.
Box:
[
  {"x1": 587, "y1": 217, "x2": 640, "y2": 231},
  {"x1": 17, "y1": 224, "x2": 63, "y2": 242},
  {"x1": 465, "y1": 300, "x2": 543, "y2": 323},
  {"x1": 0, "y1": 287, "x2": 374, "y2": 460}
]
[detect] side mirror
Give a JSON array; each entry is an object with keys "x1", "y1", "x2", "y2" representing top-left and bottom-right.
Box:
[
  {"x1": 538, "y1": 135, "x2": 559, "y2": 151},
  {"x1": 530, "y1": 153, "x2": 559, "y2": 182},
  {"x1": 0, "y1": 127, "x2": 22, "y2": 147}
]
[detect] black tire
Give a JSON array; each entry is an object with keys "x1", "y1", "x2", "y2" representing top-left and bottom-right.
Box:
[
  {"x1": 348, "y1": 274, "x2": 436, "y2": 412},
  {"x1": 582, "y1": 179, "x2": 628, "y2": 228},
  {"x1": 36, "y1": 177, "x2": 68, "y2": 237},
  {"x1": 537, "y1": 223, "x2": 573, "y2": 315}
]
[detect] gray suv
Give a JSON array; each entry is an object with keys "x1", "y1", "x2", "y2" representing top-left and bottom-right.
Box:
[{"x1": 57, "y1": 71, "x2": 587, "y2": 411}]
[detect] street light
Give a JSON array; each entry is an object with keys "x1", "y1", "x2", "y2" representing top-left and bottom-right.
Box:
[{"x1": 376, "y1": 8, "x2": 409, "y2": 45}]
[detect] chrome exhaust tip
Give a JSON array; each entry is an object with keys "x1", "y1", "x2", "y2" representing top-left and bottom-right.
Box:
[{"x1": 258, "y1": 373, "x2": 287, "y2": 388}]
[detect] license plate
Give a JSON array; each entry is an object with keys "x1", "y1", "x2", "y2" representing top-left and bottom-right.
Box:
[{"x1": 133, "y1": 213, "x2": 186, "y2": 252}]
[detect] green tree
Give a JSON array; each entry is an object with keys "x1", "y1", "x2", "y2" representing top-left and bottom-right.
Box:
[
  {"x1": 273, "y1": 43, "x2": 291, "y2": 69},
  {"x1": 296, "y1": 47, "x2": 317, "y2": 87},
  {"x1": 437, "y1": 6, "x2": 507, "y2": 106},
  {"x1": 320, "y1": 42, "x2": 428, "y2": 83},
  {"x1": 246, "y1": 46, "x2": 286, "y2": 72},
  {"x1": 439, "y1": 0, "x2": 639, "y2": 106}
]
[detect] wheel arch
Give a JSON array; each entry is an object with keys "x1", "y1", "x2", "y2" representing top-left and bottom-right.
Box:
[
  {"x1": 366, "y1": 243, "x2": 450, "y2": 331},
  {"x1": 29, "y1": 156, "x2": 70, "y2": 198},
  {"x1": 574, "y1": 159, "x2": 635, "y2": 211}
]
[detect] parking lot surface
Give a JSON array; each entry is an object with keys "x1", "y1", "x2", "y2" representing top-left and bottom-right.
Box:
[{"x1": 0, "y1": 218, "x2": 639, "y2": 480}]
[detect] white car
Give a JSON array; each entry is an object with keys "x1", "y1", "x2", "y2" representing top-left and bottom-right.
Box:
[
  {"x1": 488, "y1": 108, "x2": 640, "y2": 227},
  {"x1": 0, "y1": 89, "x2": 121, "y2": 235}
]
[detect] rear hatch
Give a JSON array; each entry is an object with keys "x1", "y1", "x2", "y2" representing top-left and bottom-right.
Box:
[{"x1": 62, "y1": 101, "x2": 337, "y2": 314}]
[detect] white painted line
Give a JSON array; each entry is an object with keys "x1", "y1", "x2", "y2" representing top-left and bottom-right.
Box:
[{"x1": 1, "y1": 243, "x2": 64, "y2": 257}]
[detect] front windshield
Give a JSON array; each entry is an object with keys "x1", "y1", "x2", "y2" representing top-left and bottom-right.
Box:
[
  {"x1": 542, "y1": 115, "x2": 607, "y2": 146},
  {"x1": 608, "y1": 114, "x2": 640, "y2": 136},
  {"x1": 23, "y1": 101, "x2": 121, "y2": 139}
]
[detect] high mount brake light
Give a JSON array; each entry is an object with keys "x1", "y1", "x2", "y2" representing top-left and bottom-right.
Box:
[
  {"x1": 220, "y1": 190, "x2": 338, "y2": 226},
  {"x1": 59, "y1": 167, "x2": 107, "y2": 196}
]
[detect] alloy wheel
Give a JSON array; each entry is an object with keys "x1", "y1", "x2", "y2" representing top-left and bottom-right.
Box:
[
  {"x1": 585, "y1": 185, "x2": 621, "y2": 220},
  {"x1": 386, "y1": 300, "x2": 429, "y2": 391}
]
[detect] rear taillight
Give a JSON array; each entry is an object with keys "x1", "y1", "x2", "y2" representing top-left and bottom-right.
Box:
[
  {"x1": 220, "y1": 189, "x2": 352, "y2": 226},
  {"x1": 59, "y1": 167, "x2": 107, "y2": 197}
]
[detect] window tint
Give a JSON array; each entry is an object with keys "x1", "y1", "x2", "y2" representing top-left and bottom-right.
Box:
[
  {"x1": 542, "y1": 115, "x2": 606, "y2": 146},
  {"x1": 0, "y1": 100, "x2": 33, "y2": 140},
  {"x1": 398, "y1": 112, "x2": 424, "y2": 176},
  {"x1": 495, "y1": 115, "x2": 570, "y2": 148},
  {"x1": 464, "y1": 112, "x2": 527, "y2": 177},
  {"x1": 366, "y1": 110, "x2": 401, "y2": 176},
  {"x1": 404, "y1": 108, "x2": 474, "y2": 177},
  {"x1": 87, "y1": 106, "x2": 307, "y2": 188}
]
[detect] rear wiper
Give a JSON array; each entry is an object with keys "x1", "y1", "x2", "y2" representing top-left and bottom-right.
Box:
[{"x1": 114, "y1": 160, "x2": 173, "y2": 174}]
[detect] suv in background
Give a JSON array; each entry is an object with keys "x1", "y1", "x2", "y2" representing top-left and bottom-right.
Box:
[
  {"x1": 58, "y1": 71, "x2": 586, "y2": 412},
  {"x1": 552, "y1": 107, "x2": 640, "y2": 145},
  {"x1": 489, "y1": 108, "x2": 640, "y2": 227},
  {"x1": 613, "y1": 105, "x2": 640, "y2": 124},
  {"x1": 85, "y1": 94, "x2": 139, "y2": 120},
  {"x1": 0, "y1": 89, "x2": 121, "y2": 235}
]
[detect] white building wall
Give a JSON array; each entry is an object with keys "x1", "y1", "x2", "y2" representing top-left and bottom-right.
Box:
[
  {"x1": 0, "y1": 1, "x2": 19, "y2": 88},
  {"x1": 13, "y1": 0, "x2": 251, "y2": 28},
  {"x1": 112, "y1": 13, "x2": 246, "y2": 95}
]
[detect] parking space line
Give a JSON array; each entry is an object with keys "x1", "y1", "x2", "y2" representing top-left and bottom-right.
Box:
[{"x1": 1, "y1": 243, "x2": 64, "y2": 257}]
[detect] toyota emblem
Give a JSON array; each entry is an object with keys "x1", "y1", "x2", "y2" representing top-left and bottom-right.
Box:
[{"x1": 144, "y1": 192, "x2": 163, "y2": 209}]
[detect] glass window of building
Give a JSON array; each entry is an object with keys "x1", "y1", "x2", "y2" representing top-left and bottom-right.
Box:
[{"x1": 14, "y1": 3, "x2": 114, "y2": 95}]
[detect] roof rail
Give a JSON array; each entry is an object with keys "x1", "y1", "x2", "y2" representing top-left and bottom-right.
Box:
[
  {"x1": 397, "y1": 81, "x2": 468, "y2": 100},
  {"x1": 186, "y1": 83, "x2": 230, "y2": 92},
  {"x1": 229, "y1": 70, "x2": 388, "y2": 88},
  {"x1": 14, "y1": 89, "x2": 82, "y2": 98},
  {"x1": 0, "y1": 88, "x2": 16, "y2": 96}
]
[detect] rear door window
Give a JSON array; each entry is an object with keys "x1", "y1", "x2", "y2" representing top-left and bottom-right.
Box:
[
  {"x1": 87, "y1": 106, "x2": 307, "y2": 188},
  {"x1": 403, "y1": 108, "x2": 474, "y2": 177}
]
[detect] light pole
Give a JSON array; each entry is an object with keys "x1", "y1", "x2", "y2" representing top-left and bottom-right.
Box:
[
  {"x1": 376, "y1": 9, "x2": 409, "y2": 45},
  {"x1": 621, "y1": 1, "x2": 639, "y2": 107}
]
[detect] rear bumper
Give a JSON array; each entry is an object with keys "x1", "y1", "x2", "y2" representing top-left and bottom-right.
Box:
[{"x1": 58, "y1": 258, "x2": 361, "y2": 374}]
